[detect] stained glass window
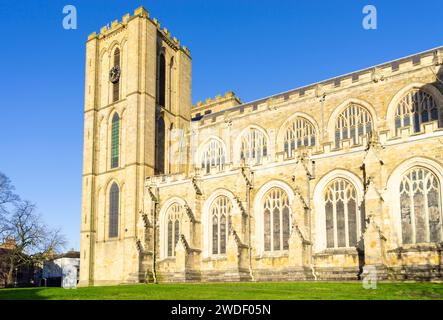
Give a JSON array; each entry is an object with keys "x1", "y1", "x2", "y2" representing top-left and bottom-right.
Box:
[
  {"x1": 109, "y1": 183, "x2": 119, "y2": 238},
  {"x1": 240, "y1": 128, "x2": 267, "y2": 165},
  {"x1": 399, "y1": 167, "x2": 442, "y2": 244},
  {"x1": 284, "y1": 117, "x2": 316, "y2": 158},
  {"x1": 210, "y1": 196, "x2": 232, "y2": 255},
  {"x1": 111, "y1": 113, "x2": 120, "y2": 169},
  {"x1": 166, "y1": 203, "x2": 183, "y2": 257},
  {"x1": 335, "y1": 104, "x2": 372, "y2": 148},
  {"x1": 324, "y1": 179, "x2": 360, "y2": 248},
  {"x1": 201, "y1": 139, "x2": 225, "y2": 174},
  {"x1": 262, "y1": 188, "x2": 291, "y2": 252},
  {"x1": 395, "y1": 89, "x2": 441, "y2": 134}
]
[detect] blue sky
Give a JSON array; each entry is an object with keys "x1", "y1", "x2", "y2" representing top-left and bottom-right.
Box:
[{"x1": 0, "y1": 0, "x2": 442, "y2": 250}]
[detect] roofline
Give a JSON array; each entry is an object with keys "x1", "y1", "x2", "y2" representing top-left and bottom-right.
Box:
[{"x1": 200, "y1": 45, "x2": 443, "y2": 120}]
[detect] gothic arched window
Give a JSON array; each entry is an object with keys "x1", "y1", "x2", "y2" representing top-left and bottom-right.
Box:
[
  {"x1": 169, "y1": 57, "x2": 174, "y2": 111},
  {"x1": 155, "y1": 116, "x2": 165, "y2": 175},
  {"x1": 395, "y1": 89, "x2": 441, "y2": 134},
  {"x1": 240, "y1": 127, "x2": 267, "y2": 165},
  {"x1": 201, "y1": 139, "x2": 225, "y2": 174},
  {"x1": 324, "y1": 178, "x2": 360, "y2": 248},
  {"x1": 263, "y1": 188, "x2": 291, "y2": 252},
  {"x1": 335, "y1": 104, "x2": 372, "y2": 148},
  {"x1": 399, "y1": 167, "x2": 442, "y2": 244},
  {"x1": 112, "y1": 48, "x2": 120, "y2": 102},
  {"x1": 166, "y1": 203, "x2": 184, "y2": 257},
  {"x1": 109, "y1": 183, "x2": 119, "y2": 238},
  {"x1": 284, "y1": 117, "x2": 316, "y2": 158},
  {"x1": 210, "y1": 196, "x2": 232, "y2": 255},
  {"x1": 158, "y1": 53, "x2": 166, "y2": 108},
  {"x1": 111, "y1": 113, "x2": 120, "y2": 169}
]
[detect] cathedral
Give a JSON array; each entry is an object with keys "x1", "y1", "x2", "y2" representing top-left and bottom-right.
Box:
[{"x1": 79, "y1": 6, "x2": 443, "y2": 286}]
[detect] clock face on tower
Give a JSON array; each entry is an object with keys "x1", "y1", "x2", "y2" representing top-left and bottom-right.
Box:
[{"x1": 109, "y1": 65, "x2": 121, "y2": 84}]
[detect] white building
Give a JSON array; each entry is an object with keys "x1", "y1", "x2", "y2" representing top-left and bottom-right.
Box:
[{"x1": 42, "y1": 251, "x2": 80, "y2": 287}]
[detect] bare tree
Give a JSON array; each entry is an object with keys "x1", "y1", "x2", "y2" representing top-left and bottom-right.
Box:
[
  {"x1": 0, "y1": 172, "x2": 19, "y2": 238},
  {"x1": 0, "y1": 172, "x2": 19, "y2": 210},
  {"x1": 1, "y1": 200, "x2": 67, "y2": 286}
]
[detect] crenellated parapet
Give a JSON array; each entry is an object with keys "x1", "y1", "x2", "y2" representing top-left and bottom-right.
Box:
[
  {"x1": 87, "y1": 6, "x2": 191, "y2": 57},
  {"x1": 195, "y1": 47, "x2": 443, "y2": 126},
  {"x1": 192, "y1": 91, "x2": 242, "y2": 119}
]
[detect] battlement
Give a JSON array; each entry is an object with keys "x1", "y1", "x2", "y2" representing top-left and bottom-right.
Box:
[
  {"x1": 196, "y1": 46, "x2": 443, "y2": 125},
  {"x1": 192, "y1": 91, "x2": 242, "y2": 119},
  {"x1": 87, "y1": 6, "x2": 191, "y2": 57}
]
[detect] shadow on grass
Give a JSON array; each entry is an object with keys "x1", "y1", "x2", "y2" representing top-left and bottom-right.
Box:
[
  {"x1": 0, "y1": 287, "x2": 53, "y2": 300},
  {"x1": 0, "y1": 286, "x2": 87, "y2": 300}
]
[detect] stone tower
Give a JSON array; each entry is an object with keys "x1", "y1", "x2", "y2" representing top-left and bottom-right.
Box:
[{"x1": 79, "y1": 6, "x2": 192, "y2": 286}]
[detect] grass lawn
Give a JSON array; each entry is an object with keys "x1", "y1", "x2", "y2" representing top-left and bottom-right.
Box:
[{"x1": 0, "y1": 282, "x2": 443, "y2": 300}]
